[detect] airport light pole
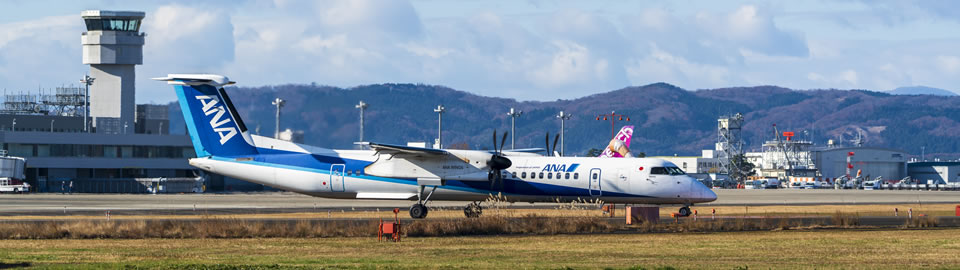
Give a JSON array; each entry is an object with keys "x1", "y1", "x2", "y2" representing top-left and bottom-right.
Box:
[
  {"x1": 79, "y1": 75, "x2": 94, "y2": 133},
  {"x1": 355, "y1": 101, "x2": 368, "y2": 144},
  {"x1": 595, "y1": 111, "x2": 630, "y2": 139},
  {"x1": 434, "y1": 105, "x2": 445, "y2": 149},
  {"x1": 50, "y1": 119, "x2": 55, "y2": 132},
  {"x1": 506, "y1": 108, "x2": 523, "y2": 149},
  {"x1": 556, "y1": 111, "x2": 572, "y2": 156},
  {"x1": 272, "y1": 98, "x2": 285, "y2": 139},
  {"x1": 11, "y1": 118, "x2": 15, "y2": 131}
]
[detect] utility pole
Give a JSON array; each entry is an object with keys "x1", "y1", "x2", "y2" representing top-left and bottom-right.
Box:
[
  {"x1": 556, "y1": 111, "x2": 572, "y2": 156},
  {"x1": 506, "y1": 108, "x2": 523, "y2": 149},
  {"x1": 272, "y1": 98, "x2": 285, "y2": 139},
  {"x1": 356, "y1": 101, "x2": 368, "y2": 144},
  {"x1": 595, "y1": 111, "x2": 630, "y2": 139},
  {"x1": 434, "y1": 105, "x2": 445, "y2": 149},
  {"x1": 79, "y1": 75, "x2": 94, "y2": 133}
]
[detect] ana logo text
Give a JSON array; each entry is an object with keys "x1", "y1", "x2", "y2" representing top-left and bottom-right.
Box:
[
  {"x1": 196, "y1": 95, "x2": 237, "y2": 145},
  {"x1": 542, "y1": 163, "x2": 579, "y2": 172}
]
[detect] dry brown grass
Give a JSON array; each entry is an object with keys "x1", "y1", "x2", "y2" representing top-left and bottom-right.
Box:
[
  {"x1": 903, "y1": 215, "x2": 940, "y2": 228},
  {"x1": 0, "y1": 203, "x2": 954, "y2": 221}
]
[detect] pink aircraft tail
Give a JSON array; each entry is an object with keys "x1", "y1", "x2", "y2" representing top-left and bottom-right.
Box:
[{"x1": 599, "y1": 125, "x2": 633, "y2": 158}]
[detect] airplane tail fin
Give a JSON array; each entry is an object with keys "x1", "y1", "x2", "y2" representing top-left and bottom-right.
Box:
[
  {"x1": 154, "y1": 74, "x2": 258, "y2": 157},
  {"x1": 599, "y1": 125, "x2": 634, "y2": 158}
]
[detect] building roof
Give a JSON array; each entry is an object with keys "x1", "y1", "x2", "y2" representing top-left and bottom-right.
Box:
[
  {"x1": 81, "y1": 10, "x2": 145, "y2": 19},
  {"x1": 908, "y1": 161, "x2": 960, "y2": 167}
]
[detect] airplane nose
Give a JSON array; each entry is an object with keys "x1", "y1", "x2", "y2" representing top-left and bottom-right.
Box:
[{"x1": 700, "y1": 186, "x2": 718, "y2": 202}]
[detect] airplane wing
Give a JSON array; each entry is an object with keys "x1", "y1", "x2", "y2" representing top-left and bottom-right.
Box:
[{"x1": 364, "y1": 142, "x2": 448, "y2": 156}]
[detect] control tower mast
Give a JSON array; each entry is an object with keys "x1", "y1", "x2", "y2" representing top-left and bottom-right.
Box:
[{"x1": 81, "y1": 10, "x2": 144, "y2": 133}]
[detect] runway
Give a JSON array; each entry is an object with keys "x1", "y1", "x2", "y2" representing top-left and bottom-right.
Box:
[{"x1": 1, "y1": 189, "x2": 957, "y2": 215}]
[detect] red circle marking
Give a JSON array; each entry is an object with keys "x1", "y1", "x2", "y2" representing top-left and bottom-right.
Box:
[
  {"x1": 322, "y1": 182, "x2": 327, "y2": 185},
  {"x1": 638, "y1": 167, "x2": 644, "y2": 171}
]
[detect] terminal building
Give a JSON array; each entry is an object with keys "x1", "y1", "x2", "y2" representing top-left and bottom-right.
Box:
[{"x1": 0, "y1": 10, "x2": 262, "y2": 193}]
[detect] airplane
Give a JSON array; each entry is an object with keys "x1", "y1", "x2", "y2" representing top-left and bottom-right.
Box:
[
  {"x1": 154, "y1": 74, "x2": 717, "y2": 219},
  {"x1": 599, "y1": 125, "x2": 633, "y2": 158}
]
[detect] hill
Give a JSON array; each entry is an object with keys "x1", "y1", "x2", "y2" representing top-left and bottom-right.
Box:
[
  {"x1": 168, "y1": 83, "x2": 960, "y2": 159},
  {"x1": 889, "y1": 86, "x2": 957, "y2": 96}
]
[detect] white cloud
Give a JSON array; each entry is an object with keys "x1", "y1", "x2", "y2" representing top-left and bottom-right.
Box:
[{"x1": 937, "y1": 55, "x2": 960, "y2": 74}]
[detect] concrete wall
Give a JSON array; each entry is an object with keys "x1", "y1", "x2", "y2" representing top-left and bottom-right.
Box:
[{"x1": 816, "y1": 147, "x2": 907, "y2": 180}]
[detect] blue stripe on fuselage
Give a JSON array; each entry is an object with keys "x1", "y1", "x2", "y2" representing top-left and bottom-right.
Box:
[{"x1": 213, "y1": 147, "x2": 650, "y2": 198}]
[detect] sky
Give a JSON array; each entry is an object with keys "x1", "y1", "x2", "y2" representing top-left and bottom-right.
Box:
[{"x1": 1, "y1": 0, "x2": 959, "y2": 103}]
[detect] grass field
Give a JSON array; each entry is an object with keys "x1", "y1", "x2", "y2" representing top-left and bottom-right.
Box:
[{"x1": 1, "y1": 228, "x2": 959, "y2": 269}]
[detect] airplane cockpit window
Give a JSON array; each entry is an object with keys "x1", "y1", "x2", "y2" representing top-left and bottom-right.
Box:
[{"x1": 652, "y1": 167, "x2": 686, "y2": 175}]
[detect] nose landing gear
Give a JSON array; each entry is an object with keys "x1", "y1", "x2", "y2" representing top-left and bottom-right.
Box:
[{"x1": 678, "y1": 206, "x2": 692, "y2": 217}]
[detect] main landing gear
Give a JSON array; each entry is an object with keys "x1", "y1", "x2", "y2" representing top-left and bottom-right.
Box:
[
  {"x1": 463, "y1": 202, "x2": 483, "y2": 218},
  {"x1": 410, "y1": 185, "x2": 438, "y2": 219},
  {"x1": 678, "y1": 206, "x2": 692, "y2": 217}
]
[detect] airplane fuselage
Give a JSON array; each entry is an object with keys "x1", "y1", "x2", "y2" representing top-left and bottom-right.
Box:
[{"x1": 190, "y1": 140, "x2": 716, "y2": 205}]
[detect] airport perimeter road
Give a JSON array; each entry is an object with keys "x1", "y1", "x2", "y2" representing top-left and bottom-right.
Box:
[
  {"x1": 708, "y1": 189, "x2": 960, "y2": 206},
  {"x1": 0, "y1": 189, "x2": 958, "y2": 214}
]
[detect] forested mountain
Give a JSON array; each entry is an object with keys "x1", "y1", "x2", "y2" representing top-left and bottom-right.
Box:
[{"x1": 169, "y1": 83, "x2": 960, "y2": 159}]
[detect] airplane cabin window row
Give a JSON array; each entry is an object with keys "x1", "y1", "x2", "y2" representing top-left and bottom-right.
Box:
[{"x1": 512, "y1": 171, "x2": 579, "y2": 180}]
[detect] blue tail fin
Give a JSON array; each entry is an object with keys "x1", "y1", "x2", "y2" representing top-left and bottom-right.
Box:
[{"x1": 155, "y1": 74, "x2": 258, "y2": 157}]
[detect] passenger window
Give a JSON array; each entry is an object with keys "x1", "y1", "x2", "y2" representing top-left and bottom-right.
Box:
[
  {"x1": 565, "y1": 173, "x2": 570, "y2": 179},
  {"x1": 574, "y1": 173, "x2": 579, "y2": 179},
  {"x1": 539, "y1": 172, "x2": 544, "y2": 179},
  {"x1": 347, "y1": 170, "x2": 353, "y2": 176},
  {"x1": 592, "y1": 173, "x2": 598, "y2": 180},
  {"x1": 548, "y1": 172, "x2": 553, "y2": 179},
  {"x1": 512, "y1": 172, "x2": 517, "y2": 178},
  {"x1": 521, "y1": 172, "x2": 527, "y2": 178}
]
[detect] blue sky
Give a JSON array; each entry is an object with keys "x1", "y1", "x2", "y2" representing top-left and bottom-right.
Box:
[{"x1": 1, "y1": 0, "x2": 959, "y2": 103}]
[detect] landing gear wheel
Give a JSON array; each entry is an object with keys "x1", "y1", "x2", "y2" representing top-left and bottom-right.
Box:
[
  {"x1": 678, "y1": 206, "x2": 692, "y2": 217},
  {"x1": 464, "y1": 202, "x2": 483, "y2": 218},
  {"x1": 410, "y1": 204, "x2": 429, "y2": 219}
]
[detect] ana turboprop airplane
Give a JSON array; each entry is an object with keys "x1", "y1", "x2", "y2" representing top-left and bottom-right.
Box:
[{"x1": 155, "y1": 74, "x2": 716, "y2": 218}]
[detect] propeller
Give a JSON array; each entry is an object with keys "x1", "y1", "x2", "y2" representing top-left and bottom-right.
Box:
[
  {"x1": 552, "y1": 133, "x2": 560, "y2": 157},
  {"x1": 488, "y1": 130, "x2": 512, "y2": 191},
  {"x1": 545, "y1": 132, "x2": 561, "y2": 157}
]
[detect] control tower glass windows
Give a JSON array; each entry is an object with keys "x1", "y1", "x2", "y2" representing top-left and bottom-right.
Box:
[{"x1": 84, "y1": 19, "x2": 140, "y2": 32}]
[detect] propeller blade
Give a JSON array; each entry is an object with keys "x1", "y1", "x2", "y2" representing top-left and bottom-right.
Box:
[
  {"x1": 499, "y1": 131, "x2": 508, "y2": 153},
  {"x1": 552, "y1": 133, "x2": 560, "y2": 156},
  {"x1": 492, "y1": 130, "x2": 497, "y2": 152},
  {"x1": 545, "y1": 132, "x2": 550, "y2": 154}
]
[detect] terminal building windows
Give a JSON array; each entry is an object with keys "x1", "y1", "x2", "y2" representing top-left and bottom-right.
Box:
[
  {"x1": 3, "y1": 143, "x2": 194, "y2": 159},
  {"x1": 84, "y1": 19, "x2": 140, "y2": 32}
]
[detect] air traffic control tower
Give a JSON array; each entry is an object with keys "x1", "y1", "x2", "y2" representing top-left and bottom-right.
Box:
[{"x1": 81, "y1": 10, "x2": 144, "y2": 133}]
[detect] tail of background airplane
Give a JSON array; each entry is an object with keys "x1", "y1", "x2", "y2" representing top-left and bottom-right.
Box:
[
  {"x1": 599, "y1": 125, "x2": 633, "y2": 158},
  {"x1": 154, "y1": 74, "x2": 258, "y2": 157}
]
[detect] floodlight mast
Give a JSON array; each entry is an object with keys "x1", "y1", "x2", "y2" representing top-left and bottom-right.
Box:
[
  {"x1": 434, "y1": 105, "x2": 445, "y2": 149},
  {"x1": 355, "y1": 101, "x2": 368, "y2": 145},
  {"x1": 556, "y1": 111, "x2": 572, "y2": 156},
  {"x1": 79, "y1": 75, "x2": 95, "y2": 133},
  {"x1": 272, "y1": 98, "x2": 285, "y2": 139},
  {"x1": 506, "y1": 108, "x2": 523, "y2": 149}
]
